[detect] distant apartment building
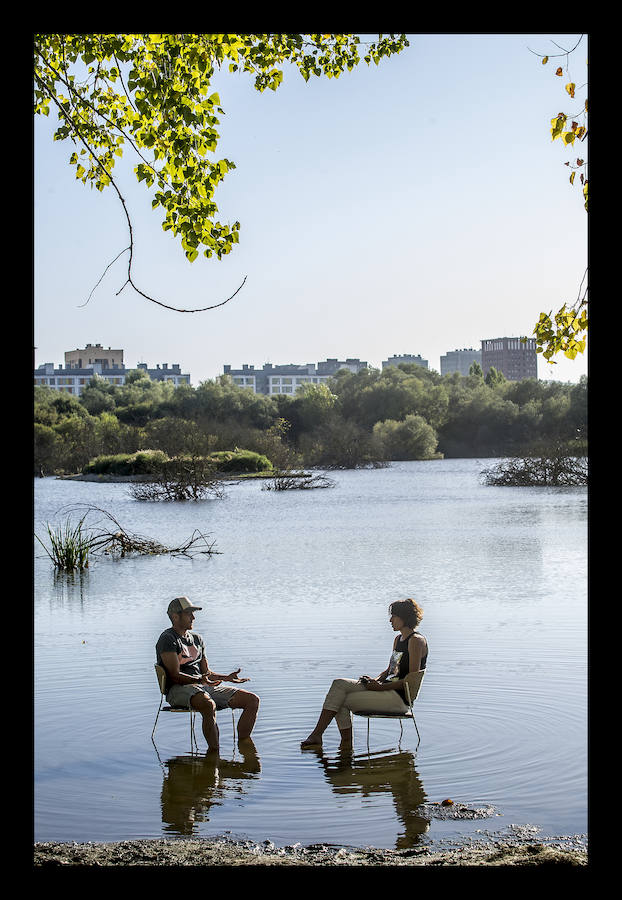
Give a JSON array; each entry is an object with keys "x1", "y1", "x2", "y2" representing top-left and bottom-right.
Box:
[
  {"x1": 382, "y1": 353, "x2": 428, "y2": 371},
  {"x1": 35, "y1": 362, "x2": 125, "y2": 396},
  {"x1": 223, "y1": 358, "x2": 368, "y2": 396},
  {"x1": 136, "y1": 363, "x2": 190, "y2": 386},
  {"x1": 440, "y1": 348, "x2": 482, "y2": 377},
  {"x1": 64, "y1": 343, "x2": 124, "y2": 370},
  {"x1": 481, "y1": 337, "x2": 537, "y2": 381},
  {"x1": 34, "y1": 344, "x2": 190, "y2": 396}
]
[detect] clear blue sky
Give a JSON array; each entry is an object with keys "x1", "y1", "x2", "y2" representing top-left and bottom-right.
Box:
[{"x1": 34, "y1": 33, "x2": 588, "y2": 385}]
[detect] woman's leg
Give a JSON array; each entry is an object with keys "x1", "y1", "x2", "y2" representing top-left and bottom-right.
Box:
[
  {"x1": 344, "y1": 689, "x2": 409, "y2": 717},
  {"x1": 301, "y1": 707, "x2": 338, "y2": 746},
  {"x1": 301, "y1": 679, "x2": 367, "y2": 746}
]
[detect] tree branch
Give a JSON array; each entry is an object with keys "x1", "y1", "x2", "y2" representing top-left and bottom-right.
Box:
[{"x1": 35, "y1": 68, "x2": 247, "y2": 314}]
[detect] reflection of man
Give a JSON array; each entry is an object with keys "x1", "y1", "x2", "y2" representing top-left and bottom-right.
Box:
[
  {"x1": 156, "y1": 596, "x2": 260, "y2": 752},
  {"x1": 160, "y1": 745, "x2": 261, "y2": 836}
]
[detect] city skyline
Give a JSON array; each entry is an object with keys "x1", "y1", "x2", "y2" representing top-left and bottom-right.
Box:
[
  {"x1": 34, "y1": 34, "x2": 588, "y2": 387},
  {"x1": 36, "y1": 335, "x2": 534, "y2": 384}
]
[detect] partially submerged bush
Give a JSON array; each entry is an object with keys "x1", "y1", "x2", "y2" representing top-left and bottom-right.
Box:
[
  {"x1": 262, "y1": 472, "x2": 336, "y2": 491},
  {"x1": 482, "y1": 450, "x2": 587, "y2": 486},
  {"x1": 128, "y1": 455, "x2": 225, "y2": 501}
]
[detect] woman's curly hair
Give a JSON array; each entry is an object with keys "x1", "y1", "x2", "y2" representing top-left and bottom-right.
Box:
[{"x1": 389, "y1": 598, "x2": 423, "y2": 628}]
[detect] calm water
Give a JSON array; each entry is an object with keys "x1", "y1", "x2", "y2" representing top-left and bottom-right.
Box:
[{"x1": 33, "y1": 460, "x2": 588, "y2": 850}]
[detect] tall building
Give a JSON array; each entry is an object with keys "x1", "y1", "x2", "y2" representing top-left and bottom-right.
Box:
[
  {"x1": 382, "y1": 353, "x2": 428, "y2": 370},
  {"x1": 223, "y1": 358, "x2": 368, "y2": 395},
  {"x1": 440, "y1": 348, "x2": 482, "y2": 377},
  {"x1": 65, "y1": 343, "x2": 124, "y2": 370},
  {"x1": 481, "y1": 337, "x2": 537, "y2": 381}
]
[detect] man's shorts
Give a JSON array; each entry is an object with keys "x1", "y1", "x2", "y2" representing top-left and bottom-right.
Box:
[{"x1": 167, "y1": 682, "x2": 238, "y2": 710}]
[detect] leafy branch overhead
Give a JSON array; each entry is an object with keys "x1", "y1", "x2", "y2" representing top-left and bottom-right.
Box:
[
  {"x1": 529, "y1": 35, "x2": 588, "y2": 364},
  {"x1": 33, "y1": 33, "x2": 409, "y2": 311}
]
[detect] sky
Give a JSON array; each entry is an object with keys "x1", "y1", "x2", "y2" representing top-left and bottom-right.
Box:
[{"x1": 34, "y1": 33, "x2": 588, "y2": 386}]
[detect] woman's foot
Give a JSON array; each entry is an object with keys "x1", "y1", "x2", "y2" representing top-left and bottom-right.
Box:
[{"x1": 300, "y1": 733, "x2": 323, "y2": 748}]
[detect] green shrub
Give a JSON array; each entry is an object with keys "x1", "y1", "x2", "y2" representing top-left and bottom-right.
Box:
[
  {"x1": 208, "y1": 449, "x2": 273, "y2": 473},
  {"x1": 83, "y1": 449, "x2": 169, "y2": 475}
]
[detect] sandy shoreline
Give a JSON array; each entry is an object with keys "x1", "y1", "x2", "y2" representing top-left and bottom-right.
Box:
[{"x1": 33, "y1": 836, "x2": 588, "y2": 867}]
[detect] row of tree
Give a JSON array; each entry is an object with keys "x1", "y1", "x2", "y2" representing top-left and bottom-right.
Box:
[{"x1": 34, "y1": 364, "x2": 587, "y2": 474}]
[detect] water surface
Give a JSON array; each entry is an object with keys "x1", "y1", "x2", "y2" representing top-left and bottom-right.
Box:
[{"x1": 34, "y1": 460, "x2": 587, "y2": 849}]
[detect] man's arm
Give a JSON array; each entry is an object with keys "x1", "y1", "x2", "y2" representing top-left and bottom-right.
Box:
[{"x1": 160, "y1": 651, "x2": 218, "y2": 686}]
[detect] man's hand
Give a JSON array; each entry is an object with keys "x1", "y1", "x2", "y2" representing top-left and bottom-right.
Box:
[{"x1": 225, "y1": 668, "x2": 250, "y2": 683}]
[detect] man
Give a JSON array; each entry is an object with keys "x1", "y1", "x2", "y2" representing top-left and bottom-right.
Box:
[{"x1": 156, "y1": 596, "x2": 260, "y2": 752}]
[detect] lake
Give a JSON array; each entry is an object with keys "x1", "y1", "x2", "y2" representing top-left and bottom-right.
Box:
[{"x1": 33, "y1": 460, "x2": 587, "y2": 851}]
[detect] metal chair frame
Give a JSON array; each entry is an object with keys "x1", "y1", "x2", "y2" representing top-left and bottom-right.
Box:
[
  {"x1": 152, "y1": 663, "x2": 235, "y2": 751},
  {"x1": 352, "y1": 671, "x2": 424, "y2": 751}
]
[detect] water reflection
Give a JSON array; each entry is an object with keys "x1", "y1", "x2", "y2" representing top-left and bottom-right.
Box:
[
  {"x1": 313, "y1": 747, "x2": 430, "y2": 849},
  {"x1": 51, "y1": 568, "x2": 91, "y2": 608},
  {"x1": 156, "y1": 741, "x2": 261, "y2": 837}
]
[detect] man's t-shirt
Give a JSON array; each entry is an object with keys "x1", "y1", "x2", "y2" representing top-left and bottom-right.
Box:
[{"x1": 156, "y1": 627, "x2": 206, "y2": 694}]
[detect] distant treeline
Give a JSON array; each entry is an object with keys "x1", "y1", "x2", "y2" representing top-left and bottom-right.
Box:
[{"x1": 34, "y1": 364, "x2": 587, "y2": 475}]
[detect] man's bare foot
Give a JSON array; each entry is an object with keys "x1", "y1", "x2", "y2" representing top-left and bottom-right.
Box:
[{"x1": 300, "y1": 733, "x2": 323, "y2": 748}]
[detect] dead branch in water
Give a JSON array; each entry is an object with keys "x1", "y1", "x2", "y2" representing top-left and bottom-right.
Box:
[
  {"x1": 41, "y1": 505, "x2": 220, "y2": 560},
  {"x1": 261, "y1": 471, "x2": 336, "y2": 491}
]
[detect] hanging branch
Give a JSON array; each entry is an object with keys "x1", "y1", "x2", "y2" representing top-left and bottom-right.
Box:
[{"x1": 34, "y1": 55, "x2": 247, "y2": 314}]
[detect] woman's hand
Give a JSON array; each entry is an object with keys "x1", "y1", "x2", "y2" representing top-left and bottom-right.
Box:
[{"x1": 362, "y1": 678, "x2": 384, "y2": 691}]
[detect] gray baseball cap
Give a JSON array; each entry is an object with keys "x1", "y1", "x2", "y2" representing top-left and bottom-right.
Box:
[{"x1": 167, "y1": 596, "x2": 202, "y2": 616}]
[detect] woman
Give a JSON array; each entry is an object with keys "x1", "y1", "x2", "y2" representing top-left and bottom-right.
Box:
[{"x1": 301, "y1": 599, "x2": 428, "y2": 748}]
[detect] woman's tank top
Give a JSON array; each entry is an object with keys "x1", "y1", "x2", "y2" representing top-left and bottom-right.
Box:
[{"x1": 386, "y1": 631, "x2": 428, "y2": 702}]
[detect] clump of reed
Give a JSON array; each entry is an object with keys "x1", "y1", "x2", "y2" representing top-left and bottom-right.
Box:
[{"x1": 36, "y1": 514, "x2": 93, "y2": 571}]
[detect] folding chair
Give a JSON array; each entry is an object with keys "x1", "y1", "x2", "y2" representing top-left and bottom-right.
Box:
[
  {"x1": 152, "y1": 664, "x2": 200, "y2": 751},
  {"x1": 151, "y1": 664, "x2": 237, "y2": 751},
  {"x1": 352, "y1": 670, "x2": 425, "y2": 751}
]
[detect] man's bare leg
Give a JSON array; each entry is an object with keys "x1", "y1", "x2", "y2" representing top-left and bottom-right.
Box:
[
  {"x1": 229, "y1": 690, "x2": 260, "y2": 741},
  {"x1": 191, "y1": 692, "x2": 219, "y2": 751}
]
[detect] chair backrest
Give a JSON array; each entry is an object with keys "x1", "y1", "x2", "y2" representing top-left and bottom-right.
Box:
[
  {"x1": 154, "y1": 663, "x2": 167, "y2": 696},
  {"x1": 404, "y1": 670, "x2": 425, "y2": 707}
]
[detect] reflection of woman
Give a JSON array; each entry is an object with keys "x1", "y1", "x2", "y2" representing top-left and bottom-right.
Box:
[
  {"x1": 301, "y1": 600, "x2": 428, "y2": 749},
  {"x1": 319, "y1": 749, "x2": 430, "y2": 848}
]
